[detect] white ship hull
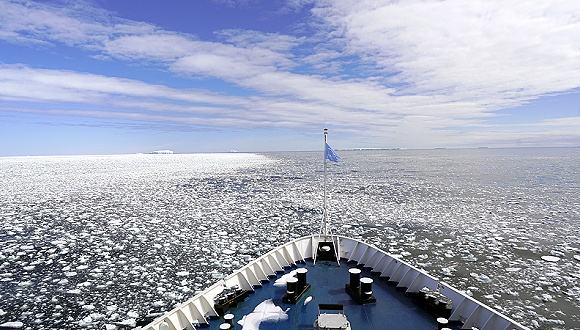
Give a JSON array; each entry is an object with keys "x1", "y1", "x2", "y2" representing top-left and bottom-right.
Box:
[{"x1": 142, "y1": 235, "x2": 529, "y2": 330}]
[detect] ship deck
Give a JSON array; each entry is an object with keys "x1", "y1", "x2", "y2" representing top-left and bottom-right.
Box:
[{"x1": 207, "y1": 259, "x2": 460, "y2": 329}]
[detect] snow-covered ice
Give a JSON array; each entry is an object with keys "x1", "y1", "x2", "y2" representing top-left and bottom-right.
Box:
[
  {"x1": 273, "y1": 270, "x2": 297, "y2": 287},
  {"x1": 237, "y1": 299, "x2": 288, "y2": 330}
]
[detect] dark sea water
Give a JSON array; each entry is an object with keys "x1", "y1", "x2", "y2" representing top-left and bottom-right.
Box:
[{"x1": 0, "y1": 148, "x2": 578, "y2": 329}]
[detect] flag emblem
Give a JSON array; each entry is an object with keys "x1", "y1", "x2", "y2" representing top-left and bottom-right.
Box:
[{"x1": 324, "y1": 143, "x2": 340, "y2": 162}]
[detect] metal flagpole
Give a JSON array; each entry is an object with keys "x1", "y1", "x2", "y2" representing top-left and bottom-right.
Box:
[{"x1": 323, "y1": 128, "x2": 328, "y2": 236}]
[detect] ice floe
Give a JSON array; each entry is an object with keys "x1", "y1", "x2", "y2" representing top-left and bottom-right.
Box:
[
  {"x1": 541, "y1": 256, "x2": 560, "y2": 262},
  {"x1": 0, "y1": 321, "x2": 24, "y2": 328}
]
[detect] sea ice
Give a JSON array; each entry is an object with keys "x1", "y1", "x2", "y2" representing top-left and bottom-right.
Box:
[
  {"x1": 0, "y1": 321, "x2": 24, "y2": 328},
  {"x1": 1, "y1": 151, "x2": 577, "y2": 329},
  {"x1": 89, "y1": 313, "x2": 105, "y2": 321},
  {"x1": 114, "y1": 319, "x2": 136, "y2": 327},
  {"x1": 79, "y1": 316, "x2": 93, "y2": 327},
  {"x1": 222, "y1": 249, "x2": 235, "y2": 255},
  {"x1": 152, "y1": 300, "x2": 165, "y2": 307},
  {"x1": 505, "y1": 268, "x2": 521, "y2": 272},
  {"x1": 470, "y1": 273, "x2": 492, "y2": 284},
  {"x1": 541, "y1": 256, "x2": 560, "y2": 262},
  {"x1": 127, "y1": 311, "x2": 139, "y2": 319}
]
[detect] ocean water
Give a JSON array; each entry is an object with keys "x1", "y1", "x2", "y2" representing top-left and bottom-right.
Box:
[{"x1": 0, "y1": 149, "x2": 578, "y2": 329}]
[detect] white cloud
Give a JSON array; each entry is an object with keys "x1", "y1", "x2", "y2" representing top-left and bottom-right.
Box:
[
  {"x1": 216, "y1": 29, "x2": 302, "y2": 53},
  {"x1": 0, "y1": 0, "x2": 153, "y2": 45},
  {"x1": 0, "y1": 65, "x2": 240, "y2": 106},
  {"x1": 0, "y1": 0, "x2": 579, "y2": 147},
  {"x1": 313, "y1": 0, "x2": 580, "y2": 104},
  {"x1": 0, "y1": 65, "x2": 399, "y2": 130}
]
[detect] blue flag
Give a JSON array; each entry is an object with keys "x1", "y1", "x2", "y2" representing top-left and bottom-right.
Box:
[{"x1": 325, "y1": 143, "x2": 340, "y2": 162}]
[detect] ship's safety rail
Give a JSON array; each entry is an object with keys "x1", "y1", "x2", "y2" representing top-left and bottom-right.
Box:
[{"x1": 141, "y1": 235, "x2": 529, "y2": 330}]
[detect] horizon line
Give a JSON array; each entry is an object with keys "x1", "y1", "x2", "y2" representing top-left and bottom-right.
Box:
[{"x1": 1, "y1": 145, "x2": 579, "y2": 158}]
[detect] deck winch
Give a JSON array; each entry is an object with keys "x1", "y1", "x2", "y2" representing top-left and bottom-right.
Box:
[
  {"x1": 214, "y1": 285, "x2": 250, "y2": 316},
  {"x1": 414, "y1": 287, "x2": 453, "y2": 319}
]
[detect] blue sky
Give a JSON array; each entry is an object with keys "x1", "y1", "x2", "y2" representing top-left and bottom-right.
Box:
[{"x1": 0, "y1": 0, "x2": 579, "y2": 156}]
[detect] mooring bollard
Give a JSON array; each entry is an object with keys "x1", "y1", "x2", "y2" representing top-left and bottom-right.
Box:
[
  {"x1": 360, "y1": 277, "x2": 373, "y2": 300},
  {"x1": 437, "y1": 317, "x2": 449, "y2": 330},
  {"x1": 349, "y1": 268, "x2": 361, "y2": 291},
  {"x1": 224, "y1": 313, "x2": 234, "y2": 325},
  {"x1": 286, "y1": 277, "x2": 298, "y2": 300},
  {"x1": 297, "y1": 268, "x2": 308, "y2": 290}
]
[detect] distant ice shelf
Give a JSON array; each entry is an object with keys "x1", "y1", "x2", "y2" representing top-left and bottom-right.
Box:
[{"x1": 149, "y1": 150, "x2": 174, "y2": 154}]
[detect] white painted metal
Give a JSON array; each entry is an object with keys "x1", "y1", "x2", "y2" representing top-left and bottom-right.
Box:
[
  {"x1": 366, "y1": 249, "x2": 383, "y2": 270},
  {"x1": 252, "y1": 263, "x2": 268, "y2": 282},
  {"x1": 141, "y1": 235, "x2": 529, "y2": 330},
  {"x1": 322, "y1": 129, "x2": 329, "y2": 236},
  {"x1": 259, "y1": 258, "x2": 275, "y2": 276}
]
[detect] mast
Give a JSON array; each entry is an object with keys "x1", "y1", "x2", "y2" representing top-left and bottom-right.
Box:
[{"x1": 323, "y1": 128, "x2": 328, "y2": 236}]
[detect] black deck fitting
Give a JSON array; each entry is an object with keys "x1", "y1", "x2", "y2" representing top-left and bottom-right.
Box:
[
  {"x1": 345, "y1": 283, "x2": 377, "y2": 304},
  {"x1": 316, "y1": 241, "x2": 336, "y2": 262},
  {"x1": 283, "y1": 274, "x2": 308, "y2": 303},
  {"x1": 318, "y1": 303, "x2": 344, "y2": 311},
  {"x1": 283, "y1": 267, "x2": 311, "y2": 303},
  {"x1": 283, "y1": 282, "x2": 311, "y2": 303},
  {"x1": 408, "y1": 289, "x2": 453, "y2": 319},
  {"x1": 214, "y1": 289, "x2": 251, "y2": 316}
]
